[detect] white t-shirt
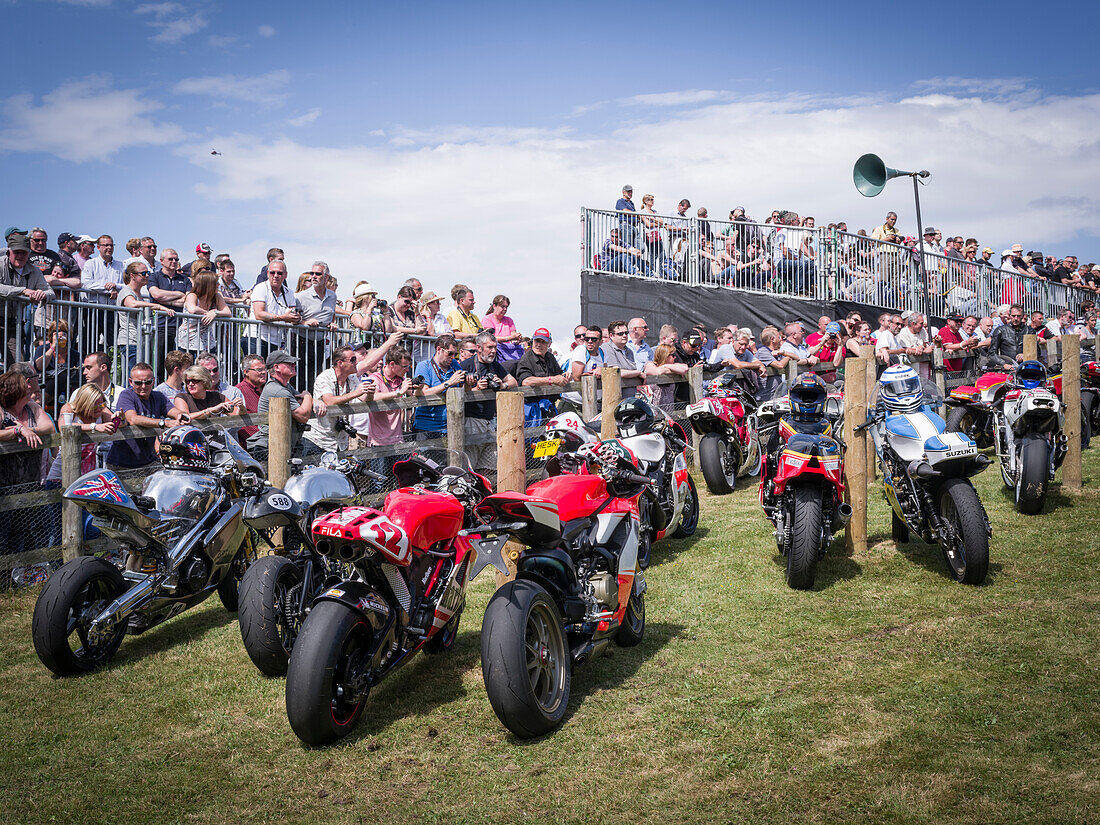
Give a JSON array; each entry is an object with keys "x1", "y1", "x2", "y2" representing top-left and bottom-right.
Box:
[
  {"x1": 872, "y1": 328, "x2": 897, "y2": 355},
  {"x1": 563, "y1": 348, "x2": 603, "y2": 403},
  {"x1": 250, "y1": 280, "x2": 296, "y2": 345}
]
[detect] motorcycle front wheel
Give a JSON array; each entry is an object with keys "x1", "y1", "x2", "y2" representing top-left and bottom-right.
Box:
[
  {"x1": 285, "y1": 601, "x2": 373, "y2": 746},
  {"x1": 786, "y1": 483, "x2": 824, "y2": 590},
  {"x1": 699, "y1": 433, "x2": 735, "y2": 494},
  {"x1": 217, "y1": 538, "x2": 256, "y2": 613},
  {"x1": 32, "y1": 556, "x2": 127, "y2": 676},
  {"x1": 614, "y1": 578, "x2": 645, "y2": 647},
  {"x1": 938, "y1": 478, "x2": 989, "y2": 585},
  {"x1": 671, "y1": 476, "x2": 699, "y2": 538},
  {"x1": 238, "y1": 555, "x2": 305, "y2": 676},
  {"x1": 1015, "y1": 436, "x2": 1050, "y2": 515},
  {"x1": 481, "y1": 580, "x2": 570, "y2": 738}
]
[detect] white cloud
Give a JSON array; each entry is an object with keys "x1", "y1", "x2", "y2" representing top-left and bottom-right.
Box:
[
  {"x1": 258, "y1": 24, "x2": 276, "y2": 37},
  {"x1": 173, "y1": 70, "x2": 290, "y2": 107},
  {"x1": 179, "y1": 88, "x2": 1100, "y2": 338},
  {"x1": 288, "y1": 108, "x2": 321, "y2": 127},
  {"x1": 0, "y1": 78, "x2": 183, "y2": 163},
  {"x1": 53, "y1": 0, "x2": 113, "y2": 6},
  {"x1": 625, "y1": 90, "x2": 730, "y2": 107},
  {"x1": 135, "y1": 3, "x2": 207, "y2": 43},
  {"x1": 912, "y1": 76, "x2": 1032, "y2": 96}
]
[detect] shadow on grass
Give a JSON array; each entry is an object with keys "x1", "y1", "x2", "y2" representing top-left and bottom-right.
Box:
[
  {"x1": 890, "y1": 534, "x2": 1002, "y2": 585},
  {"x1": 998, "y1": 481, "x2": 1077, "y2": 514},
  {"x1": 113, "y1": 601, "x2": 237, "y2": 667},
  {"x1": 647, "y1": 527, "x2": 707, "y2": 569},
  {"x1": 769, "y1": 543, "x2": 862, "y2": 591},
  {"x1": 513, "y1": 620, "x2": 686, "y2": 746}
]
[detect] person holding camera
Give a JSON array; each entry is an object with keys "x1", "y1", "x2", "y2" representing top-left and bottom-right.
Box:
[
  {"x1": 385, "y1": 285, "x2": 428, "y2": 337},
  {"x1": 457, "y1": 330, "x2": 517, "y2": 472}
]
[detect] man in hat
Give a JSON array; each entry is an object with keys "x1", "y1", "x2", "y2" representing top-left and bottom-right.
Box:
[
  {"x1": 247, "y1": 350, "x2": 322, "y2": 459},
  {"x1": 73, "y1": 235, "x2": 96, "y2": 271},
  {"x1": 935, "y1": 312, "x2": 974, "y2": 372},
  {"x1": 0, "y1": 232, "x2": 53, "y2": 359},
  {"x1": 615, "y1": 184, "x2": 640, "y2": 249},
  {"x1": 976, "y1": 246, "x2": 996, "y2": 272},
  {"x1": 55, "y1": 233, "x2": 82, "y2": 281},
  {"x1": 182, "y1": 242, "x2": 213, "y2": 280}
]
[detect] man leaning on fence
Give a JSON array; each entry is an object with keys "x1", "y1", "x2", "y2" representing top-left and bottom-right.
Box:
[
  {"x1": 411, "y1": 334, "x2": 466, "y2": 445},
  {"x1": 106, "y1": 363, "x2": 191, "y2": 477},
  {"x1": 458, "y1": 331, "x2": 517, "y2": 472},
  {"x1": 246, "y1": 350, "x2": 322, "y2": 460},
  {"x1": 304, "y1": 344, "x2": 370, "y2": 455},
  {"x1": 0, "y1": 233, "x2": 53, "y2": 360}
]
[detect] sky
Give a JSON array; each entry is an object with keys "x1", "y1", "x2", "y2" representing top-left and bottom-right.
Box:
[{"x1": 3, "y1": 0, "x2": 1099, "y2": 339}]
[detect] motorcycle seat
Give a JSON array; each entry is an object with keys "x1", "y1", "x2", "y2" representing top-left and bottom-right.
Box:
[{"x1": 976, "y1": 373, "x2": 1009, "y2": 390}]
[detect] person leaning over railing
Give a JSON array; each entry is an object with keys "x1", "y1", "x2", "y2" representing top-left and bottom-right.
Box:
[
  {"x1": 215, "y1": 257, "x2": 250, "y2": 311},
  {"x1": 116, "y1": 262, "x2": 175, "y2": 374},
  {"x1": 304, "y1": 344, "x2": 374, "y2": 455},
  {"x1": 234, "y1": 353, "x2": 268, "y2": 444},
  {"x1": 0, "y1": 232, "x2": 53, "y2": 361},
  {"x1": 457, "y1": 331, "x2": 518, "y2": 472},
  {"x1": 106, "y1": 362, "x2": 191, "y2": 476},
  {"x1": 250, "y1": 260, "x2": 298, "y2": 359},
  {"x1": 293, "y1": 264, "x2": 339, "y2": 394},
  {"x1": 410, "y1": 333, "x2": 465, "y2": 445},
  {"x1": 0, "y1": 369, "x2": 56, "y2": 557},
  {"x1": 173, "y1": 365, "x2": 243, "y2": 423},
  {"x1": 246, "y1": 351, "x2": 320, "y2": 460}
]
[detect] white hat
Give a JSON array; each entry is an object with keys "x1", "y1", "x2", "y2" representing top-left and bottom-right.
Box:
[
  {"x1": 352, "y1": 281, "x2": 376, "y2": 299},
  {"x1": 76, "y1": 234, "x2": 96, "y2": 243}
]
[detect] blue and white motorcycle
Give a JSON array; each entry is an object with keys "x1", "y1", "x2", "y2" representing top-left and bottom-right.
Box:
[{"x1": 860, "y1": 365, "x2": 993, "y2": 585}]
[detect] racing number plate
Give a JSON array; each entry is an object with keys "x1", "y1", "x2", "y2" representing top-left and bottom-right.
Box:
[{"x1": 533, "y1": 439, "x2": 561, "y2": 458}]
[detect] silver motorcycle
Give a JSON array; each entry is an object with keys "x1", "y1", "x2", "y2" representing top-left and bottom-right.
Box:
[{"x1": 32, "y1": 429, "x2": 263, "y2": 676}]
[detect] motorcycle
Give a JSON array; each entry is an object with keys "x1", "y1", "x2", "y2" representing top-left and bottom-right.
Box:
[
  {"x1": 1050, "y1": 360, "x2": 1098, "y2": 449},
  {"x1": 687, "y1": 372, "x2": 762, "y2": 494},
  {"x1": 862, "y1": 366, "x2": 993, "y2": 585},
  {"x1": 471, "y1": 438, "x2": 652, "y2": 737},
  {"x1": 945, "y1": 369, "x2": 1011, "y2": 448},
  {"x1": 535, "y1": 401, "x2": 697, "y2": 569},
  {"x1": 32, "y1": 427, "x2": 262, "y2": 676},
  {"x1": 284, "y1": 454, "x2": 494, "y2": 745},
  {"x1": 757, "y1": 379, "x2": 851, "y2": 590},
  {"x1": 993, "y1": 362, "x2": 1066, "y2": 515},
  {"x1": 236, "y1": 451, "x2": 384, "y2": 676}
]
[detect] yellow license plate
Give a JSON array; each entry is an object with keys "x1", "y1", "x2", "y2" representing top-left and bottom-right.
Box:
[{"x1": 533, "y1": 439, "x2": 561, "y2": 458}]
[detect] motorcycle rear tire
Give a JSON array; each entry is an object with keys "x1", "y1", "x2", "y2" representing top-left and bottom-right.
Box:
[
  {"x1": 891, "y1": 509, "x2": 909, "y2": 543},
  {"x1": 1015, "y1": 436, "x2": 1049, "y2": 516},
  {"x1": 636, "y1": 495, "x2": 652, "y2": 570},
  {"x1": 216, "y1": 541, "x2": 254, "y2": 613},
  {"x1": 614, "y1": 579, "x2": 645, "y2": 647},
  {"x1": 699, "y1": 433, "x2": 735, "y2": 495},
  {"x1": 481, "y1": 580, "x2": 570, "y2": 738},
  {"x1": 32, "y1": 556, "x2": 127, "y2": 676},
  {"x1": 671, "y1": 476, "x2": 699, "y2": 539},
  {"x1": 938, "y1": 478, "x2": 989, "y2": 585},
  {"x1": 946, "y1": 406, "x2": 990, "y2": 449},
  {"x1": 238, "y1": 555, "x2": 304, "y2": 677},
  {"x1": 285, "y1": 601, "x2": 372, "y2": 746},
  {"x1": 1079, "y1": 394, "x2": 1093, "y2": 450},
  {"x1": 786, "y1": 483, "x2": 823, "y2": 590}
]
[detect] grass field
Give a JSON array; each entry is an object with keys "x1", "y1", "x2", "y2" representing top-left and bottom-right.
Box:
[{"x1": 2, "y1": 451, "x2": 1099, "y2": 825}]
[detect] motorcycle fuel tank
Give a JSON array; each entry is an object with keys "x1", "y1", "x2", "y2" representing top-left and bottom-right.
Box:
[
  {"x1": 618, "y1": 433, "x2": 666, "y2": 465},
  {"x1": 284, "y1": 466, "x2": 356, "y2": 510},
  {"x1": 884, "y1": 412, "x2": 976, "y2": 464}
]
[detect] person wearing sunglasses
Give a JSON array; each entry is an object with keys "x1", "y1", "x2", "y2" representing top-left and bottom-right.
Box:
[
  {"x1": 562, "y1": 325, "x2": 604, "y2": 407},
  {"x1": 105, "y1": 363, "x2": 190, "y2": 475},
  {"x1": 173, "y1": 365, "x2": 242, "y2": 422}
]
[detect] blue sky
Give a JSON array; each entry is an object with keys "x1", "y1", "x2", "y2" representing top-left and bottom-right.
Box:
[{"x1": 3, "y1": 0, "x2": 1099, "y2": 337}]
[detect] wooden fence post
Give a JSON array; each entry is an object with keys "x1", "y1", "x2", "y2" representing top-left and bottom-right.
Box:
[
  {"x1": 1023, "y1": 333, "x2": 1038, "y2": 362},
  {"x1": 581, "y1": 374, "x2": 599, "y2": 422},
  {"x1": 687, "y1": 363, "x2": 704, "y2": 464},
  {"x1": 1045, "y1": 337, "x2": 1059, "y2": 366},
  {"x1": 860, "y1": 343, "x2": 877, "y2": 479},
  {"x1": 601, "y1": 366, "x2": 621, "y2": 439},
  {"x1": 1062, "y1": 335, "x2": 1082, "y2": 492},
  {"x1": 933, "y1": 346, "x2": 947, "y2": 417},
  {"x1": 785, "y1": 358, "x2": 799, "y2": 388},
  {"x1": 446, "y1": 386, "x2": 466, "y2": 466},
  {"x1": 61, "y1": 425, "x2": 83, "y2": 563},
  {"x1": 494, "y1": 390, "x2": 526, "y2": 586},
  {"x1": 843, "y1": 357, "x2": 869, "y2": 556},
  {"x1": 267, "y1": 396, "x2": 291, "y2": 489}
]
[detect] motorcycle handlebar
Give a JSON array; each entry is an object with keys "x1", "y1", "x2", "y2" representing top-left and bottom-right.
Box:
[{"x1": 615, "y1": 471, "x2": 656, "y2": 487}]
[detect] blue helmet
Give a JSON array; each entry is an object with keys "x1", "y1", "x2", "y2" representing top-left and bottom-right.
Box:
[
  {"x1": 1015, "y1": 359, "x2": 1047, "y2": 390},
  {"x1": 789, "y1": 374, "x2": 827, "y2": 421},
  {"x1": 879, "y1": 364, "x2": 924, "y2": 413}
]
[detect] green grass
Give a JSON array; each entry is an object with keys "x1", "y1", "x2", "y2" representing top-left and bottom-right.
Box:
[{"x1": 2, "y1": 453, "x2": 1099, "y2": 825}]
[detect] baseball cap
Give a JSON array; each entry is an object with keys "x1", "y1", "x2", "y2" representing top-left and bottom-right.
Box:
[
  {"x1": 1092, "y1": 265, "x2": 1100, "y2": 273},
  {"x1": 264, "y1": 350, "x2": 298, "y2": 368},
  {"x1": 900, "y1": 309, "x2": 913, "y2": 321},
  {"x1": 57, "y1": 232, "x2": 77, "y2": 244},
  {"x1": 685, "y1": 332, "x2": 703, "y2": 345},
  {"x1": 982, "y1": 247, "x2": 993, "y2": 255},
  {"x1": 7, "y1": 232, "x2": 30, "y2": 252},
  {"x1": 622, "y1": 184, "x2": 633, "y2": 191},
  {"x1": 77, "y1": 234, "x2": 96, "y2": 244},
  {"x1": 945, "y1": 312, "x2": 964, "y2": 322},
  {"x1": 1001, "y1": 249, "x2": 1014, "y2": 258},
  {"x1": 825, "y1": 321, "x2": 842, "y2": 336},
  {"x1": 532, "y1": 328, "x2": 552, "y2": 342},
  {"x1": 196, "y1": 242, "x2": 212, "y2": 254},
  {"x1": 4, "y1": 226, "x2": 26, "y2": 241}
]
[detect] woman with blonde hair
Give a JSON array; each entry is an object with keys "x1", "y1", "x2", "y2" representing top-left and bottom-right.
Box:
[
  {"x1": 348, "y1": 281, "x2": 384, "y2": 333},
  {"x1": 177, "y1": 271, "x2": 231, "y2": 356},
  {"x1": 295, "y1": 272, "x2": 314, "y2": 293},
  {"x1": 173, "y1": 365, "x2": 241, "y2": 421},
  {"x1": 644, "y1": 344, "x2": 688, "y2": 411}
]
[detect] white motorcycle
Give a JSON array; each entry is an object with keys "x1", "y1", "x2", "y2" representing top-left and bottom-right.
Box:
[
  {"x1": 861, "y1": 366, "x2": 993, "y2": 585},
  {"x1": 993, "y1": 361, "x2": 1067, "y2": 515}
]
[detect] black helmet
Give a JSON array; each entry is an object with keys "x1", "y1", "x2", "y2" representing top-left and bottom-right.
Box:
[
  {"x1": 614, "y1": 396, "x2": 656, "y2": 437},
  {"x1": 159, "y1": 425, "x2": 212, "y2": 472},
  {"x1": 788, "y1": 374, "x2": 827, "y2": 422},
  {"x1": 706, "y1": 371, "x2": 740, "y2": 398},
  {"x1": 1015, "y1": 359, "x2": 1047, "y2": 389}
]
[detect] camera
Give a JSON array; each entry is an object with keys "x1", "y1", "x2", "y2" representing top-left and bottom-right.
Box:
[
  {"x1": 376, "y1": 299, "x2": 388, "y2": 308},
  {"x1": 411, "y1": 375, "x2": 426, "y2": 388},
  {"x1": 484, "y1": 374, "x2": 504, "y2": 391}
]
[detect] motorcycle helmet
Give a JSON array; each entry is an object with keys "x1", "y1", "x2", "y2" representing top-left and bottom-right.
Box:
[
  {"x1": 159, "y1": 425, "x2": 212, "y2": 472},
  {"x1": 1015, "y1": 359, "x2": 1047, "y2": 390},
  {"x1": 788, "y1": 374, "x2": 827, "y2": 422},
  {"x1": 878, "y1": 364, "x2": 924, "y2": 413},
  {"x1": 706, "y1": 371, "x2": 740, "y2": 398},
  {"x1": 614, "y1": 396, "x2": 656, "y2": 437}
]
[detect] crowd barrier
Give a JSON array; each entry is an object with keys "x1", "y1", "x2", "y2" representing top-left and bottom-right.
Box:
[{"x1": 582, "y1": 208, "x2": 1096, "y2": 320}]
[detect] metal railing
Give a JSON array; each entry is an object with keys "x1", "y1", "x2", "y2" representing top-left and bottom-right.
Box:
[{"x1": 582, "y1": 208, "x2": 1097, "y2": 317}]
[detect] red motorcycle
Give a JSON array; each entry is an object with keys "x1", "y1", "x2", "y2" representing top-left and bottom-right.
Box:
[
  {"x1": 470, "y1": 439, "x2": 652, "y2": 737},
  {"x1": 284, "y1": 454, "x2": 498, "y2": 746},
  {"x1": 758, "y1": 377, "x2": 850, "y2": 590},
  {"x1": 945, "y1": 370, "x2": 1012, "y2": 448},
  {"x1": 1049, "y1": 360, "x2": 1098, "y2": 448},
  {"x1": 687, "y1": 372, "x2": 762, "y2": 494}
]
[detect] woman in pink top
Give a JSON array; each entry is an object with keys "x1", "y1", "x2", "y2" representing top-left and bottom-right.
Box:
[{"x1": 481, "y1": 294, "x2": 524, "y2": 361}]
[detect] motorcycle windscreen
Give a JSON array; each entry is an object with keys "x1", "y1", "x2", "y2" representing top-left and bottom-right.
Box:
[
  {"x1": 63, "y1": 469, "x2": 157, "y2": 530},
  {"x1": 142, "y1": 471, "x2": 220, "y2": 522}
]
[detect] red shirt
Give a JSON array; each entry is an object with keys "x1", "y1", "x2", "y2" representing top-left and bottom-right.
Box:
[
  {"x1": 236, "y1": 379, "x2": 263, "y2": 440},
  {"x1": 937, "y1": 325, "x2": 964, "y2": 372}
]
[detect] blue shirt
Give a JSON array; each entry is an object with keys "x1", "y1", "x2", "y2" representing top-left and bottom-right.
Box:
[
  {"x1": 107, "y1": 388, "x2": 169, "y2": 467},
  {"x1": 615, "y1": 197, "x2": 637, "y2": 224},
  {"x1": 412, "y1": 359, "x2": 456, "y2": 433}
]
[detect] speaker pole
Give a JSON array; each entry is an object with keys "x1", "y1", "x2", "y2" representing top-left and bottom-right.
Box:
[{"x1": 912, "y1": 175, "x2": 928, "y2": 317}]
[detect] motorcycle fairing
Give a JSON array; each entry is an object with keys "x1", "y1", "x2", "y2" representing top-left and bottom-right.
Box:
[
  {"x1": 885, "y1": 411, "x2": 974, "y2": 463},
  {"x1": 773, "y1": 444, "x2": 843, "y2": 495},
  {"x1": 618, "y1": 432, "x2": 666, "y2": 466},
  {"x1": 475, "y1": 490, "x2": 563, "y2": 547},
  {"x1": 425, "y1": 545, "x2": 473, "y2": 638},
  {"x1": 384, "y1": 488, "x2": 465, "y2": 551},
  {"x1": 206, "y1": 502, "x2": 246, "y2": 566},
  {"x1": 313, "y1": 506, "x2": 413, "y2": 566},
  {"x1": 65, "y1": 469, "x2": 158, "y2": 530},
  {"x1": 526, "y1": 474, "x2": 610, "y2": 524}
]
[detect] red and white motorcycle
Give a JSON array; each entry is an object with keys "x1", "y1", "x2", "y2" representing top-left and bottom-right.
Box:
[
  {"x1": 284, "y1": 454, "x2": 499, "y2": 746},
  {"x1": 687, "y1": 372, "x2": 762, "y2": 494}
]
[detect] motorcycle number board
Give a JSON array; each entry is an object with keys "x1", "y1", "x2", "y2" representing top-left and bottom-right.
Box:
[{"x1": 533, "y1": 439, "x2": 561, "y2": 458}]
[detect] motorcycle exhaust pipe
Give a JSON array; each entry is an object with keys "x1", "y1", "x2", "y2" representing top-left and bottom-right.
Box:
[
  {"x1": 572, "y1": 637, "x2": 611, "y2": 666},
  {"x1": 314, "y1": 538, "x2": 333, "y2": 558},
  {"x1": 333, "y1": 541, "x2": 370, "y2": 564},
  {"x1": 831, "y1": 503, "x2": 853, "y2": 533}
]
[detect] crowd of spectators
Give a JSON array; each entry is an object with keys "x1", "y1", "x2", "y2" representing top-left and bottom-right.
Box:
[{"x1": 601, "y1": 185, "x2": 1100, "y2": 305}]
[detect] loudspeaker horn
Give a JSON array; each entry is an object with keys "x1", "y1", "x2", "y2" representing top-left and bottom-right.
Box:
[{"x1": 853, "y1": 153, "x2": 909, "y2": 198}]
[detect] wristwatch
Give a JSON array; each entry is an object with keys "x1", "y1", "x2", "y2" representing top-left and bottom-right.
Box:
[{"x1": 159, "y1": 418, "x2": 166, "y2": 428}]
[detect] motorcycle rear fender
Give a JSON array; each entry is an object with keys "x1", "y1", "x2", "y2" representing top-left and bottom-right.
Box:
[
  {"x1": 516, "y1": 548, "x2": 583, "y2": 620},
  {"x1": 315, "y1": 580, "x2": 392, "y2": 629}
]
